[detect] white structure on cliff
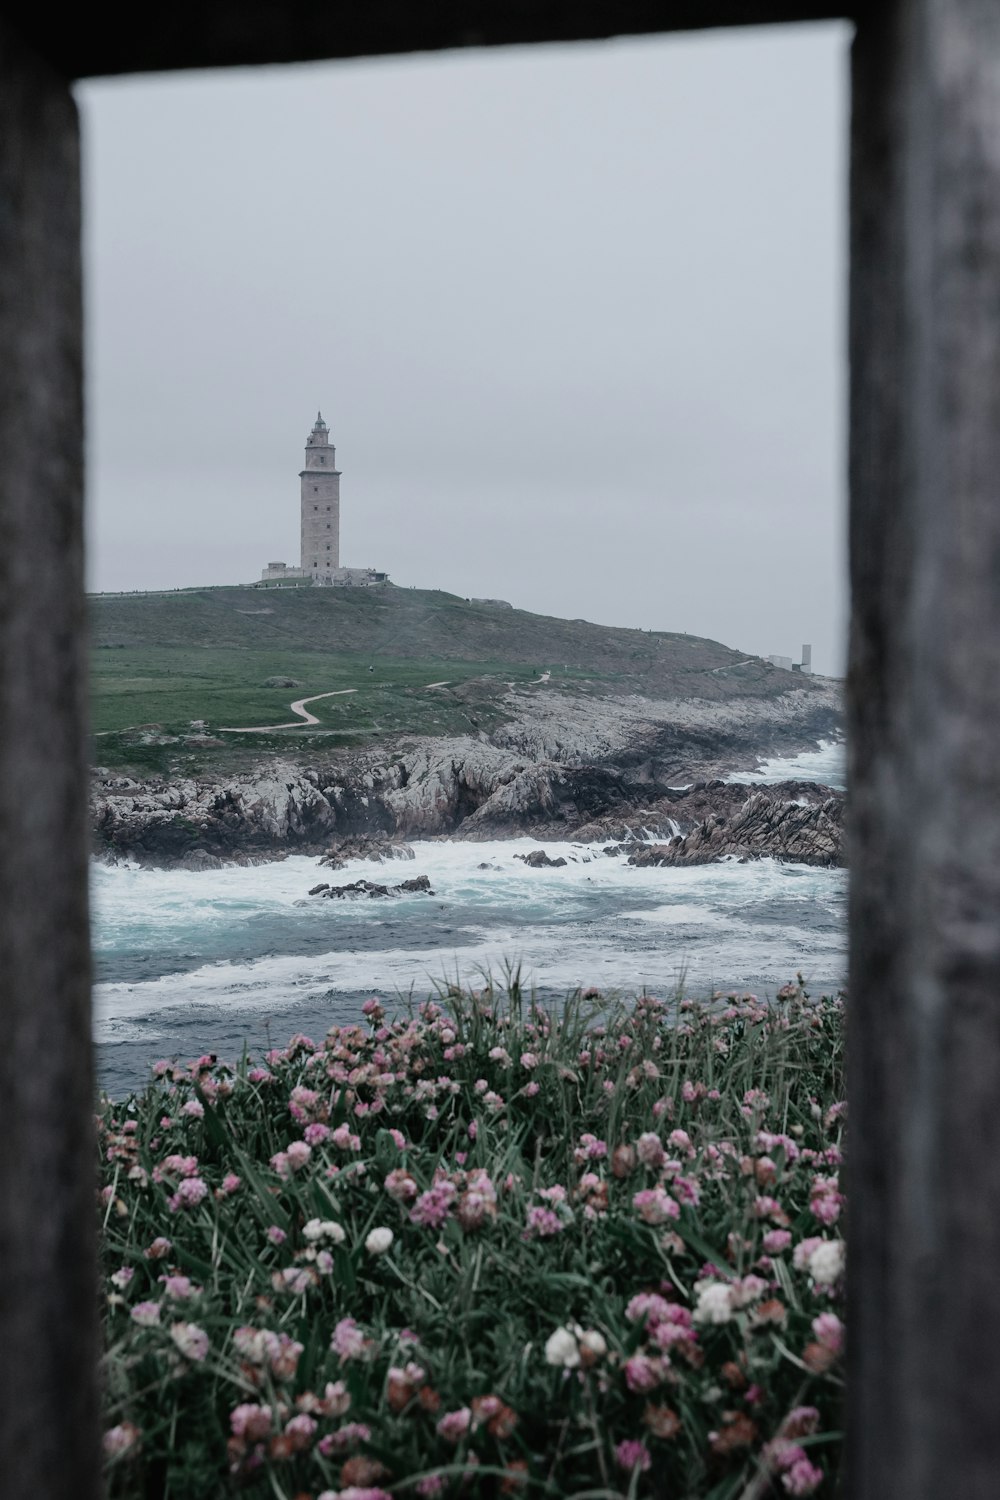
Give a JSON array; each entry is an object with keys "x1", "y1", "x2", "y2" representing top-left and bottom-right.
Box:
[{"x1": 259, "y1": 412, "x2": 387, "y2": 588}]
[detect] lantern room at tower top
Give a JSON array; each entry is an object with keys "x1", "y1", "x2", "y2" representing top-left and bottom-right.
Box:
[{"x1": 258, "y1": 411, "x2": 388, "y2": 589}]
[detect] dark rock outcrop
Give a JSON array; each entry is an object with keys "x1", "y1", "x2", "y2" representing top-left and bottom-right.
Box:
[
  {"x1": 515, "y1": 849, "x2": 568, "y2": 868},
  {"x1": 315, "y1": 873, "x2": 433, "y2": 900},
  {"x1": 626, "y1": 791, "x2": 843, "y2": 869},
  {"x1": 320, "y1": 835, "x2": 416, "y2": 870},
  {"x1": 90, "y1": 686, "x2": 843, "y2": 867}
]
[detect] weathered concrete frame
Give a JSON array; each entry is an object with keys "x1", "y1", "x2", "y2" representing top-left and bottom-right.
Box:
[{"x1": 2, "y1": 2, "x2": 999, "y2": 1496}]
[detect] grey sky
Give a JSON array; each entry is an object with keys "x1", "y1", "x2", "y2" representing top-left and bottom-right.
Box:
[{"x1": 78, "y1": 22, "x2": 850, "y2": 674}]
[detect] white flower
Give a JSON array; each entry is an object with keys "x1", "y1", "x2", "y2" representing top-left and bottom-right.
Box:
[
  {"x1": 365, "y1": 1226, "x2": 394, "y2": 1256},
  {"x1": 170, "y1": 1321, "x2": 209, "y2": 1362},
  {"x1": 303, "y1": 1218, "x2": 345, "y2": 1244},
  {"x1": 575, "y1": 1327, "x2": 608, "y2": 1360},
  {"x1": 693, "y1": 1280, "x2": 735, "y2": 1325},
  {"x1": 808, "y1": 1239, "x2": 845, "y2": 1287},
  {"x1": 544, "y1": 1326, "x2": 581, "y2": 1368}
]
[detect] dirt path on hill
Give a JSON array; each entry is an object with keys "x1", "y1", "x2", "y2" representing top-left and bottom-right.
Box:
[{"x1": 219, "y1": 688, "x2": 358, "y2": 733}]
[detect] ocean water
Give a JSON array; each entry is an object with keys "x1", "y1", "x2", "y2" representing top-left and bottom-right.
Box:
[
  {"x1": 93, "y1": 742, "x2": 847, "y2": 1095},
  {"x1": 721, "y1": 739, "x2": 845, "y2": 790}
]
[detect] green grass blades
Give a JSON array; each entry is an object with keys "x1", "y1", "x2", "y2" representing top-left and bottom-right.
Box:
[{"x1": 98, "y1": 981, "x2": 845, "y2": 1499}]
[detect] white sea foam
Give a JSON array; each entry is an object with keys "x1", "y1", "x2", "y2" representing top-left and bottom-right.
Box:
[
  {"x1": 91, "y1": 839, "x2": 846, "y2": 1039},
  {"x1": 724, "y1": 739, "x2": 845, "y2": 789}
]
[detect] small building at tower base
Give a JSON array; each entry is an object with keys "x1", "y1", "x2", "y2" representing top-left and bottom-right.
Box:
[
  {"x1": 258, "y1": 563, "x2": 388, "y2": 589},
  {"x1": 256, "y1": 412, "x2": 388, "y2": 589}
]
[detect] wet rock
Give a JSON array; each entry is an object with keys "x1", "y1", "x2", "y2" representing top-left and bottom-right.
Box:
[
  {"x1": 627, "y1": 791, "x2": 843, "y2": 869},
  {"x1": 317, "y1": 873, "x2": 433, "y2": 899},
  {"x1": 515, "y1": 849, "x2": 568, "y2": 869},
  {"x1": 89, "y1": 682, "x2": 843, "y2": 866},
  {"x1": 320, "y1": 835, "x2": 416, "y2": 870}
]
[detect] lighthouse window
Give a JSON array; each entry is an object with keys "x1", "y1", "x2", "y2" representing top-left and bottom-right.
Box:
[{"x1": 320, "y1": 457, "x2": 325, "y2": 463}]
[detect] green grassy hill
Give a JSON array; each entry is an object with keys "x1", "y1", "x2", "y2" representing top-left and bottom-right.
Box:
[{"x1": 90, "y1": 584, "x2": 799, "y2": 773}]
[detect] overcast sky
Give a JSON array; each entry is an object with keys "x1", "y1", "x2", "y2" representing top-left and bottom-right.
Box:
[{"x1": 77, "y1": 21, "x2": 850, "y2": 674}]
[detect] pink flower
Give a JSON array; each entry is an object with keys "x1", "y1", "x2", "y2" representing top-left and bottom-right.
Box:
[
  {"x1": 273, "y1": 1266, "x2": 313, "y2": 1295},
  {"x1": 809, "y1": 1174, "x2": 843, "y2": 1226},
  {"x1": 520, "y1": 1052, "x2": 539, "y2": 1070},
  {"x1": 159, "y1": 1275, "x2": 198, "y2": 1300},
  {"x1": 755, "y1": 1195, "x2": 790, "y2": 1225},
  {"x1": 331, "y1": 1316, "x2": 367, "y2": 1360},
  {"x1": 286, "y1": 1140, "x2": 312, "y2": 1170},
  {"x1": 269, "y1": 1332, "x2": 304, "y2": 1379},
  {"x1": 219, "y1": 1172, "x2": 241, "y2": 1195},
  {"x1": 615, "y1": 1439, "x2": 652, "y2": 1473},
  {"x1": 266, "y1": 1225, "x2": 287, "y2": 1246},
  {"x1": 331, "y1": 1123, "x2": 361, "y2": 1151},
  {"x1": 783, "y1": 1458, "x2": 825, "y2": 1495},
  {"x1": 524, "y1": 1206, "x2": 564, "y2": 1238},
  {"x1": 758, "y1": 1130, "x2": 800, "y2": 1163},
  {"x1": 812, "y1": 1311, "x2": 844, "y2": 1353},
  {"x1": 170, "y1": 1321, "x2": 209, "y2": 1361},
  {"x1": 632, "y1": 1186, "x2": 680, "y2": 1224},
  {"x1": 145, "y1": 1236, "x2": 172, "y2": 1260},
  {"x1": 416, "y1": 1478, "x2": 446, "y2": 1496},
  {"x1": 304, "y1": 1122, "x2": 330, "y2": 1145},
  {"x1": 573, "y1": 1133, "x2": 607, "y2": 1163},
  {"x1": 289, "y1": 1085, "x2": 320, "y2": 1121},
  {"x1": 410, "y1": 1180, "x2": 456, "y2": 1229},
  {"x1": 130, "y1": 1301, "x2": 160, "y2": 1327},
  {"x1": 153, "y1": 1153, "x2": 199, "y2": 1182},
  {"x1": 385, "y1": 1167, "x2": 418, "y2": 1202},
  {"x1": 636, "y1": 1132, "x2": 666, "y2": 1168},
  {"x1": 625, "y1": 1291, "x2": 672, "y2": 1328},
  {"x1": 436, "y1": 1406, "x2": 472, "y2": 1443},
  {"x1": 624, "y1": 1354, "x2": 663, "y2": 1393},
  {"x1": 283, "y1": 1412, "x2": 317, "y2": 1451},
  {"x1": 389, "y1": 1128, "x2": 407, "y2": 1149},
  {"x1": 180, "y1": 1099, "x2": 204, "y2": 1119},
  {"x1": 671, "y1": 1175, "x2": 701, "y2": 1207},
  {"x1": 763, "y1": 1229, "x2": 793, "y2": 1254},
  {"x1": 317, "y1": 1420, "x2": 371, "y2": 1453},
  {"x1": 323, "y1": 1490, "x2": 393, "y2": 1500},
  {"x1": 103, "y1": 1421, "x2": 141, "y2": 1457},
  {"x1": 168, "y1": 1176, "x2": 208, "y2": 1212},
  {"x1": 230, "y1": 1403, "x2": 273, "y2": 1441}
]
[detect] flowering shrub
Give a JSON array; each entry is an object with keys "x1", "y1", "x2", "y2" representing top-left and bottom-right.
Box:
[{"x1": 98, "y1": 981, "x2": 845, "y2": 1497}]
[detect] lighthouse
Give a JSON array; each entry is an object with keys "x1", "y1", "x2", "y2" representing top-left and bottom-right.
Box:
[
  {"x1": 300, "y1": 412, "x2": 341, "y2": 580},
  {"x1": 257, "y1": 414, "x2": 386, "y2": 589}
]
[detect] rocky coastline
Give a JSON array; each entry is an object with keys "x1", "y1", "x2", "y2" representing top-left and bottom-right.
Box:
[{"x1": 91, "y1": 684, "x2": 844, "y2": 870}]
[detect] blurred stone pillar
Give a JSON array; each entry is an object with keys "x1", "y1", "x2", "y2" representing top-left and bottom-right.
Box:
[
  {"x1": 0, "y1": 23, "x2": 100, "y2": 1500},
  {"x1": 848, "y1": 1, "x2": 1000, "y2": 1495}
]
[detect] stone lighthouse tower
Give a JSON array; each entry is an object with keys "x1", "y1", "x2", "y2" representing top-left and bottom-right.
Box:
[{"x1": 300, "y1": 412, "x2": 341, "y2": 580}]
